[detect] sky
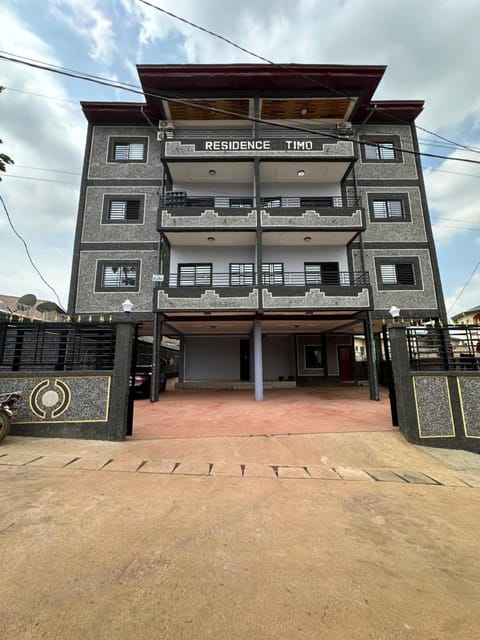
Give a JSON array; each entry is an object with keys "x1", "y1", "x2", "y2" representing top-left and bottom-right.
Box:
[{"x1": 1, "y1": 0, "x2": 480, "y2": 319}]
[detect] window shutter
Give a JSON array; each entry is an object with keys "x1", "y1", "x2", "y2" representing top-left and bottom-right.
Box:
[
  {"x1": 396, "y1": 263, "x2": 415, "y2": 285},
  {"x1": 380, "y1": 264, "x2": 397, "y2": 284}
]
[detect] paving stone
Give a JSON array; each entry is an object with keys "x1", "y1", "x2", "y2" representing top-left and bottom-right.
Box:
[
  {"x1": 306, "y1": 466, "x2": 341, "y2": 480},
  {"x1": 210, "y1": 462, "x2": 243, "y2": 477},
  {"x1": 277, "y1": 466, "x2": 310, "y2": 479},
  {"x1": 138, "y1": 460, "x2": 177, "y2": 474},
  {"x1": 454, "y1": 473, "x2": 480, "y2": 488},
  {"x1": 243, "y1": 463, "x2": 277, "y2": 479},
  {"x1": 102, "y1": 459, "x2": 145, "y2": 473},
  {"x1": 394, "y1": 471, "x2": 439, "y2": 485},
  {"x1": 173, "y1": 461, "x2": 211, "y2": 476},
  {"x1": 424, "y1": 472, "x2": 471, "y2": 487},
  {"x1": 68, "y1": 457, "x2": 113, "y2": 471},
  {"x1": 334, "y1": 466, "x2": 373, "y2": 481},
  {"x1": 0, "y1": 454, "x2": 43, "y2": 466},
  {"x1": 365, "y1": 469, "x2": 407, "y2": 483},
  {"x1": 28, "y1": 455, "x2": 78, "y2": 469}
]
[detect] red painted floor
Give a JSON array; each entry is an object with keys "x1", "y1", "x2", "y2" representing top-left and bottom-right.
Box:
[{"x1": 131, "y1": 382, "x2": 394, "y2": 440}]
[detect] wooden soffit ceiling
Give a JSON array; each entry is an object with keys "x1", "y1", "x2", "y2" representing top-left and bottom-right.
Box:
[{"x1": 164, "y1": 96, "x2": 354, "y2": 122}]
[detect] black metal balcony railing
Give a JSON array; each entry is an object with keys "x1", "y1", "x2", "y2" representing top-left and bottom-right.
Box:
[
  {"x1": 161, "y1": 194, "x2": 361, "y2": 209},
  {"x1": 157, "y1": 271, "x2": 370, "y2": 288}
]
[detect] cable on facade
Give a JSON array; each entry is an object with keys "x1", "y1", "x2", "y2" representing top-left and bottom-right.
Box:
[{"x1": 0, "y1": 194, "x2": 64, "y2": 307}]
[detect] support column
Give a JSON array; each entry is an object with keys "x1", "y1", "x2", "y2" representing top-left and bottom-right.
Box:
[
  {"x1": 253, "y1": 319, "x2": 263, "y2": 401},
  {"x1": 178, "y1": 336, "x2": 185, "y2": 383},
  {"x1": 364, "y1": 312, "x2": 379, "y2": 401},
  {"x1": 150, "y1": 314, "x2": 162, "y2": 402}
]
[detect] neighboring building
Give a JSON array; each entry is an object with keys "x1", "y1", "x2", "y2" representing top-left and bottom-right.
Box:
[
  {"x1": 0, "y1": 294, "x2": 65, "y2": 320},
  {"x1": 451, "y1": 306, "x2": 480, "y2": 325},
  {"x1": 68, "y1": 63, "x2": 446, "y2": 398}
]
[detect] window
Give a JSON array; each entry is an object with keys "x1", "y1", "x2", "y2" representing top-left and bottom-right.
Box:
[
  {"x1": 262, "y1": 263, "x2": 284, "y2": 285},
  {"x1": 380, "y1": 263, "x2": 415, "y2": 285},
  {"x1": 368, "y1": 193, "x2": 411, "y2": 222},
  {"x1": 230, "y1": 263, "x2": 254, "y2": 285},
  {"x1": 178, "y1": 264, "x2": 212, "y2": 287},
  {"x1": 95, "y1": 261, "x2": 140, "y2": 291},
  {"x1": 304, "y1": 262, "x2": 340, "y2": 285},
  {"x1": 109, "y1": 137, "x2": 147, "y2": 162},
  {"x1": 230, "y1": 198, "x2": 254, "y2": 208},
  {"x1": 371, "y1": 199, "x2": 404, "y2": 220},
  {"x1": 103, "y1": 196, "x2": 144, "y2": 223},
  {"x1": 375, "y1": 258, "x2": 421, "y2": 290},
  {"x1": 361, "y1": 135, "x2": 402, "y2": 163},
  {"x1": 300, "y1": 197, "x2": 334, "y2": 208},
  {"x1": 261, "y1": 197, "x2": 282, "y2": 208}
]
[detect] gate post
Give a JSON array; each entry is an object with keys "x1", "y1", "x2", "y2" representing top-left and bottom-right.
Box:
[
  {"x1": 388, "y1": 324, "x2": 417, "y2": 441},
  {"x1": 109, "y1": 321, "x2": 136, "y2": 440}
]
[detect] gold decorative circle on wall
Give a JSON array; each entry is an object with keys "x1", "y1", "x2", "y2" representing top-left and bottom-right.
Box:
[{"x1": 30, "y1": 379, "x2": 71, "y2": 420}]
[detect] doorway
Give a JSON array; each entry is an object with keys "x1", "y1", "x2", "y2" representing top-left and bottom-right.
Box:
[
  {"x1": 240, "y1": 339, "x2": 250, "y2": 381},
  {"x1": 338, "y1": 346, "x2": 354, "y2": 381}
]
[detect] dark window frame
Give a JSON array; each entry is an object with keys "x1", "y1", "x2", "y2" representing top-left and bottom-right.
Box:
[
  {"x1": 375, "y1": 257, "x2": 422, "y2": 290},
  {"x1": 304, "y1": 262, "x2": 340, "y2": 285},
  {"x1": 102, "y1": 195, "x2": 145, "y2": 224},
  {"x1": 262, "y1": 263, "x2": 284, "y2": 285},
  {"x1": 368, "y1": 192, "x2": 411, "y2": 222},
  {"x1": 360, "y1": 135, "x2": 402, "y2": 163},
  {"x1": 108, "y1": 137, "x2": 148, "y2": 163},
  {"x1": 95, "y1": 260, "x2": 141, "y2": 292},
  {"x1": 229, "y1": 263, "x2": 255, "y2": 286},
  {"x1": 177, "y1": 263, "x2": 213, "y2": 287}
]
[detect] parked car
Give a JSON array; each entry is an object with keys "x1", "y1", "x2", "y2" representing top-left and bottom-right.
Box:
[{"x1": 130, "y1": 366, "x2": 167, "y2": 398}]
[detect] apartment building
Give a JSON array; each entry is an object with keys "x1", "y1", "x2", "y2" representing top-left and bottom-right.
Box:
[{"x1": 68, "y1": 64, "x2": 446, "y2": 399}]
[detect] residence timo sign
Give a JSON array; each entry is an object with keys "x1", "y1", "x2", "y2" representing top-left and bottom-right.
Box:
[{"x1": 164, "y1": 137, "x2": 354, "y2": 157}]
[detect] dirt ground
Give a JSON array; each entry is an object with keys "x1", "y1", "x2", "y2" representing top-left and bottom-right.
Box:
[{"x1": 1, "y1": 431, "x2": 480, "y2": 639}]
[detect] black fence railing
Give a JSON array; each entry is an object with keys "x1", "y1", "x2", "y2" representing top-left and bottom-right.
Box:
[
  {"x1": 406, "y1": 325, "x2": 480, "y2": 371},
  {"x1": 0, "y1": 322, "x2": 117, "y2": 371},
  {"x1": 159, "y1": 271, "x2": 370, "y2": 287},
  {"x1": 161, "y1": 193, "x2": 361, "y2": 209}
]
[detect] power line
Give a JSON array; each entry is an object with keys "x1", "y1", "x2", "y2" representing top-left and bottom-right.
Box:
[
  {"x1": 2, "y1": 174, "x2": 80, "y2": 186},
  {"x1": 2, "y1": 86, "x2": 79, "y2": 104},
  {"x1": 0, "y1": 194, "x2": 64, "y2": 308},
  {"x1": 14, "y1": 165, "x2": 81, "y2": 176},
  {"x1": 3, "y1": 51, "x2": 480, "y2": 168},
  {"x1": 447, "y1": 260, "x2": 480, "y2": 315},
  {"x1": 137, "y1": 0, "x2": 480, "y2": 159}
]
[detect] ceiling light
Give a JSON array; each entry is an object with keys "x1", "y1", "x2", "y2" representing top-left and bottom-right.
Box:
[
  {"x1": 297, "y1": 169, "x2": 305, "y2": 177},
  {"x1": 208, "y1": 169, "x2": 216, "y2": 176},
  {"x1": 294, "y1": 324, "x2": 300, "y2": 328},
  {"x1": 300, "y1": 108, "x2": 308, "y2": 116},
  {"x1": 210, "y1": 325, "x2": 217, "y2": 329}
]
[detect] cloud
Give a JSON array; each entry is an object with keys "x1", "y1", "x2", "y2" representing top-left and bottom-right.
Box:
[
  {"x1": 424, "y1": 145, "x2": 480, "y2": 244},
  {"x1": 48, "y1": 0, "x2": 116, "y2": 66},
  {"x1": 0, "y1": 5, "x2": 85, "y2": 305}
]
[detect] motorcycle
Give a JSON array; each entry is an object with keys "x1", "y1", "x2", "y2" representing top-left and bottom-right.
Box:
[{"x1": 0, "y1": 392, "x2": 21, "y2": 442}]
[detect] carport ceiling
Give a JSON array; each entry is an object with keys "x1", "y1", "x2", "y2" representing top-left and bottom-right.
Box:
[{"x1": 161, "y1": 316, "x2": 364, "y2": 336}]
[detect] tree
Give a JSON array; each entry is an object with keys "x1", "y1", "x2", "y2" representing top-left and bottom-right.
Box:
[{"x1": 0, "y1": 140, "x2": 14, "y2": 180}]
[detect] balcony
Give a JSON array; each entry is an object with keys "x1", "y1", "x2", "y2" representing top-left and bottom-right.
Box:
[
  {"x1": 260, "y1": 195, "x2": 364, "y2": 230},
  {"x1": 155, "y1": 273, "x2": 259, "y2": 312},
  {"x1": 261, "y1": 271, "x2": 371, "y2": 311},
  {"x1": 155, "y1": 271, "x2": 371, "y2": 313},
  {"x1": 159, "y1": 194, "x2": 257, "y2": 230},
  {"x1": 159, "y1": 193, "x2": 363, "y2": 232}
]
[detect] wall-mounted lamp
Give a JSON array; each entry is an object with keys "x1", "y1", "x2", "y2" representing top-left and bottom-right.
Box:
[
  {"x1": 122, "y1": 299, "x2": 134, "y2": 314},
  {"x1": 208, "y1": 169, "x2": 217, "y2": 176},
  {"x1": 207, "y1": 236, "x2": 215, "y2": 242},
  {"x1": 389, "y1": 305, "x2": 400, "y2": 321},
  {"x1": 297, "y1": 169, "x2": 305, "y2": 177},
  {"x1": 304, "y1": 236, "x2": 312, "y2": 242}
]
